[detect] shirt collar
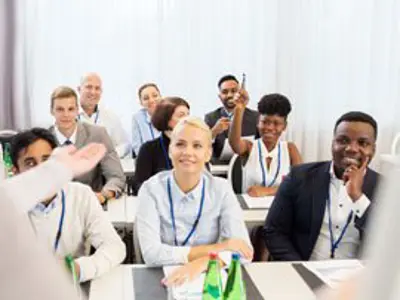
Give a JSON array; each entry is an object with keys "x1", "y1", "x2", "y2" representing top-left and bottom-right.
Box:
[
  {"x1": 54, "y1": 125, "x2": 78, "y2": 145},
  {"x1": 79, "y1": 104, "x2": 100, "y2": 121},
  {"x1": 142, "y1": 109, "x2": 152, "y2": 124},
  {"x1": 221, "y1": 107, "x2": 234, "y2": 119},
  {"x1": 170, "y1": 172, "x2": 204, "y2": 202},
  {"x1": 30, "y1": 194, "x2": 58, "y2": 215},
  {"x1": 259, "y1": 139, "x2": 280, "y2": 158}
]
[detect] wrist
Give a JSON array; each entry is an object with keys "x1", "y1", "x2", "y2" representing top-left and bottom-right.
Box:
[{"x1": 348, "y1": 190, "x2": 362, "y2": 202}]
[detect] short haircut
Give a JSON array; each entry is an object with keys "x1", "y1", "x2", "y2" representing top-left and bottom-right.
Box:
[
  {"x1": 50, "y1": 86, "x2": 78, "y2": 109},
  {"x1": 217, "y1": 74, "x2": 238, "y2": 89},
  {"x1": 10, "y1": 128, "x2": 58, "y2": 168},
  {"x1": 151, "y1": 97, "x2": 190, "y2": 132},
  {"x1": 171, "y1": 116, "x2": 212, "y2": 146},
  {"x1": 334, "y1": 111, "x2": 378, "y2": 139},
  {"x1": 257, "y1": 93, "x2": 292, "y2": 119},
  {"x1": 138, "y1": 83, "x2": 160, "y2": 99}
]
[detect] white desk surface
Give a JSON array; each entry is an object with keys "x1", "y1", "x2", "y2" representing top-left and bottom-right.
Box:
[
  {"x1": 120, "y1": 158, "x2": 135, "y2": 175},
  {"x1": 209, "y1": 163, "x2": 229, "y2": 176},
  {"x1": 105, "y1": 197, "x2": 127, "y2": 227},
  {"x1": 89, "y1": 262, "x2": 317, "y2": 300}
]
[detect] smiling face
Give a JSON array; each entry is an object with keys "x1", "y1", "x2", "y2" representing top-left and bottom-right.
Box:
[
  {"x1": 169, "y1": 124, "x2": 212, "y2": 175},
  {"x1": 332, "y1": 121, "x2": 376, "y2": 177},
  {"x1": 218, "y1": 79, "x2": 239, "y2": 110},
  {"x1": 140, "y1": 85, "x2": 161, "y2": 115},
  {"x1": 257, "y1": 114, "x2": 287, "y2": 145},
  {"x1": 78, "y1": 74, "x2": 103, "y2": 112}
]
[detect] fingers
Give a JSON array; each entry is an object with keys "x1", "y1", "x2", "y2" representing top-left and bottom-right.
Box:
[
  {"x1": 162, "y1": 268, "x2": 188, "y2": 287},
  {"x1": 75, "y1": 143, "x2": 106, "y2": 160},
  {"x1": 360, "y1": 155, "x2": 370, "y2": 170}
]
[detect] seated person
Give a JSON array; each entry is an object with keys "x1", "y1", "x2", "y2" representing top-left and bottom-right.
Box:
[
  {"x1": 132, "y1": 97, "x2": 190, "y2": 195},
  {"x1": 205, "y1": 74, "x2": 258, "y2": 164},
  {"x1": 10, "y1": 128, "x2": 126, "y2": 282},
  {"x1": 49, "y1": 86, "x2": 125, "y2": 203},
  {"x1": 136, "y1": 116, "x2": 253, "y2": 286},
  {"x1": 264, "y1": 111, "x2": 380, "y2": 261},
  {"x1": 131, "y1": 83, "x2": 162, "y2": 156},
  {"x1": 77, "y1": 73, "x2": 131, "y2": 158},
  {"x1": 229, "y1": 93, "x2": 302, "y2": 197}
]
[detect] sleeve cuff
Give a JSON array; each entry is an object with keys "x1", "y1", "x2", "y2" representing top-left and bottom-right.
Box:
[
  {"x1": 177, "y1": 246, "x2": 191, "y2": 264},
  {"x1": 351, "y1": 194, "x2": 371, "y2": 218}
]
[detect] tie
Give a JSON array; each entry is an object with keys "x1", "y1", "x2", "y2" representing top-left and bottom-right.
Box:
[{"x1": 63, "y1": 140, "x2": 72, "y2": 146}]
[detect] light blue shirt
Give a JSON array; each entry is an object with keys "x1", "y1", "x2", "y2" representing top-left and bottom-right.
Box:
[
  {"x1": 136, "y1": 170, "x2": 251, "y2": 266},
  {"x1": 131, "y1": 108, "x2": 160, "y2": 155}
]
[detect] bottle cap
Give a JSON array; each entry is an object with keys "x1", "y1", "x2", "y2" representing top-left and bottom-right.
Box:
[
  {"x1": 209, "y1": 252, "x2": 218, "y2": 260},
  {"x1": 232, "y1": 252, "x2": 240, "y2": 260}
]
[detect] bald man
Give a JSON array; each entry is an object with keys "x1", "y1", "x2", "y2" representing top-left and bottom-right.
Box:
[{"x1": 77, "y1": 73, "x2": 131, "y2": 158}]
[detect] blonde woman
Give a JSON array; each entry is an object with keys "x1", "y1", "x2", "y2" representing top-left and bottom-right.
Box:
[{"x1": 136, "y1": 116, "x2": 253, "y2": 286}]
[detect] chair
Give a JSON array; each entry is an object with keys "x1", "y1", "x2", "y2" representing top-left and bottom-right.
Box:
[
  {"x1": 0, "y1": 130, "x2": 17, "y2": 152},
  {"x1": 391, "y1": 132, "x2": 400, "y2": 155},
  {"x1": 227, "y1": 154, "x2": 244, "y2": 194}
]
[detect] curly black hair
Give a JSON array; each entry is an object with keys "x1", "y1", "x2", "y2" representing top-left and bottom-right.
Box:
[{"x1": 257, "y1": 93, "x2": 292, "y2": 119}]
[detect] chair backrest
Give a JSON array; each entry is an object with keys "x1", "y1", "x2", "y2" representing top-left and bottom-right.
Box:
[
  {"x1": 391, "y1": 133, "x2": 400, "y2": 155},
  {"x1": 227, "y1": 154, "x2": 243, "y2": 194},
  {"x1": 0, "y1": 130, "x2": 18, "y2": 150}
]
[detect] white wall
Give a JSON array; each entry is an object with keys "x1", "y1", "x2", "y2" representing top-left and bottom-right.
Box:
[{"x1": 15, "y1": 0, "x2": 400, "y2": 165}]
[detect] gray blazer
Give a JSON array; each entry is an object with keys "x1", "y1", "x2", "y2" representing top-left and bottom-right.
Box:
[{"x1": 49, "y1": 122, "x2": 125, "y2": 193}]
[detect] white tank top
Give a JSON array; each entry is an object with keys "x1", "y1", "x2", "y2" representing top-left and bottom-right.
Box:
[{"x1": 242, "y1": 139, "x2": 291, "y2": 192}]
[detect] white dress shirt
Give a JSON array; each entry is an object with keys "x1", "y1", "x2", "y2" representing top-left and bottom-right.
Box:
[
  {"x1": 54, "y1": 125, "x2": 78, "y2": 145},
  {"x1": 136, "y1": 170, "x2": 251, "y2": 266},
  {"x1": 28, "y1": 181, "x2": 125, "y2": 282},
  {"x1": 79, "y1": 106, "x2": 131, "y2": 158},
  {"x1": 311, "y1": 163, "x2": 371, "y2": 260}
]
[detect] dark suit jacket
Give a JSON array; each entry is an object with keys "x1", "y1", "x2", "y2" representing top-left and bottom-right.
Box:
[
  {"x1": 50, "y1": 122, "x2": 125, "y2": 193},
  {"x1": 204, "y1": 107, "x2": 258, "y2": 163},
  {"x1": 131, "y1": 133, "x2": 172, "y2": 195},
  {"x1": 263, "y1": 161, "x2": 380, "y2": 261}
]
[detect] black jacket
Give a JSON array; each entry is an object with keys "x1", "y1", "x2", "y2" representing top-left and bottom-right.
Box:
[{"x1": 264, "y1": 161, "x2": 380, "y2": 261}]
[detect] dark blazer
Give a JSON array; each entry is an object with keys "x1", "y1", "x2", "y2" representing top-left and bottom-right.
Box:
[
  {"x1": 263, "y1": 161, "x2": 380, "y2": 261},
  {"x1": 50, "y1": 122, "x2": 125, "y2": 193},
  {"x1": 204, "y1": 107, "x2": 258, "y2": 163},
  {"x1": 132, "y1": 133, "x2": 172, "y2": 195}
]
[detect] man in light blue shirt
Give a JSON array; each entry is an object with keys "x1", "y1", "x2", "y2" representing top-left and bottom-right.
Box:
[{"x1": 136, "y1": 116, "x2": 252, "y2": 286}]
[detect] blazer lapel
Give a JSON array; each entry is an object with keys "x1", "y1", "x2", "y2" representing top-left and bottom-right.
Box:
[
  {"x1": 75, "y1": 123, "x2": 88, "y2": 149},
  {"x1": 309, "y1": 162, "x2": 331, "y2": 247}
]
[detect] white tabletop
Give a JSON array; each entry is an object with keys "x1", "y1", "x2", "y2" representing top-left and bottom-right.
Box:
[
  {"x1": 209, "y1": 163, "x2": 229, "y2": 176},
  {"x1": 120, "y1": 158, "x2": 135, "y2": 175},
  {"x1": 105, "y1": 196, "x2": 127, "y2": 228},
  {"x1": 89, "y1": 262, "x2": 318, "y2": 300}
]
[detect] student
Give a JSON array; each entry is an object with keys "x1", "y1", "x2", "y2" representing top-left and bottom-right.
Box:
[
  {"x1": 10, "y1": 128, "x2": 126, "y2": 282},
  {"x1": 77, "y1": 73, "x2": 131, "y2": 158},
  {"x1": 0, "y1": 141, "x2": 106, "y2": 300},
  {"x1": 49, "y1": 86, "x2": 125, "y2": 203},
  {"x1": 264, "y1": 112, "x2": 380, "y2": 261},
  {"x1": 205, "y1": 74, "x2": 258, "y2": 164},
  {"x1": 131, "y1": 83, "x2": 162, "y2": 156},
  {"x1": 136, "y1": 116, "x2": 253, "y2": 286},
  {"x1": 229, "y1": 93, "x2": 302, "y2": 197},
  {"x1": 132, "y1": 97, "x2": 190, "y2": 195}
]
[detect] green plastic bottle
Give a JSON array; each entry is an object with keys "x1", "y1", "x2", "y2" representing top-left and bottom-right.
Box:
[
  {"x1": 202, "y1": 252, "x2": 223, "y2": 300},
  {"x1": 3, "y1": 143, "x2": 13, "y2": 178},
  {"x1": 223, "y1": 253, "x2": 246, "y2": 300}
]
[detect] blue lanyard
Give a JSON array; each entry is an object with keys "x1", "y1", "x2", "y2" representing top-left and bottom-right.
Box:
[
  {"x1": 160, "y1": 135, "x2": 172, "y2": 170},
  {"x1": 143, "y1": 110, "x2": 155, "y2": 139},
  {"x1": 167, "y1": 177, "x2": 205, "y2": 246},
  {"x1": 258, "y1": 140, "x2": 281, "y2": 187},
  {"x1": 326, "y1": 192, "x2": 353, "y2": 259},
  {"x1": 54, "y1": 190, "x2": 66, "y2": 252}
]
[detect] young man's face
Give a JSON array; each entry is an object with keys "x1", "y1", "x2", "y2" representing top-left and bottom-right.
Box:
[
  {"x1": 13, "y1": 139, "x2": 53, "y2": 174},
  {"x1": 51, "y1": 97, "x2": 79, "y2": 131},
  {"x1": 218, "y1": 79, "x2": 239, "y2": 110},
  {"x1": 331, "y1": 121, "x2": 376, "y2": 175}
]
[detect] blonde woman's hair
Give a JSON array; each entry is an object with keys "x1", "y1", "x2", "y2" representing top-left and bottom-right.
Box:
[{"x1": 171, "y1": 116, "x2": 212, "y2": 146}]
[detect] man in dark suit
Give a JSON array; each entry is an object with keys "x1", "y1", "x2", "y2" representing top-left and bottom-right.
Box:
[
  {"x1": 48, "y1": 86, "x2": 125, "y2": 204},
  {"x1": 204, "y1": 74, "x2": 258, "y2": 164},
  {"x1": 264, "y1": 111, "x2": 380, "y2": 261}
]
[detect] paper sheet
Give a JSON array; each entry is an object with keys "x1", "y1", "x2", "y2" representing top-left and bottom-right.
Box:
[
  {"x1": 163, "y1": 265, "x2": 227, "y2": 300},
  {"x1": 219, "y1": 135, "x2": 255, "y2": 161},
  {"x1": 241, "y1": 194, "x2": 274, "y2": 209},
  {"x1": 303, "y1": 260, "x2": 364, "y2": 288}
]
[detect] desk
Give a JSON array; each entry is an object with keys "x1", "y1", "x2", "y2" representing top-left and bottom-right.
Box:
[
  {"x1": 209, "y1": 164, "x2": 229, "y2": 176},
  {"x1": 89, "y1": 262, "x2": 324, "y2": 300}
]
